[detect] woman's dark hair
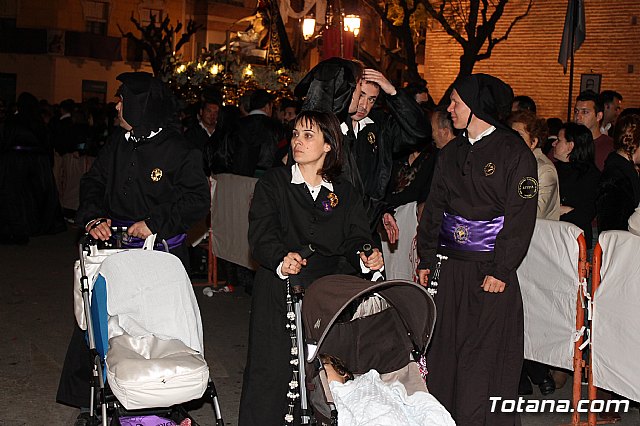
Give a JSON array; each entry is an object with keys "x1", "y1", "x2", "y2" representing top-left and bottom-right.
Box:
[
  {"x1": 613, "y1": 114, "x2": 640, "y2": 161},
  {"x1": 562, "y1": 122, "x2": 595, "y2": 166},
  {"x1": 293, "y1": 110, "x2": 343, "y2": 182}
]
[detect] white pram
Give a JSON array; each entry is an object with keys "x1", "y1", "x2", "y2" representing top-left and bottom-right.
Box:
[{"x1": 74, "y1": 233, "x2": 224, "y2": 426}]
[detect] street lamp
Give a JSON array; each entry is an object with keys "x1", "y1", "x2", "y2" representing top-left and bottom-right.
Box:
[
  {"x1": 343, "y1": 15, "x2": 361, "y2": 37},
  {"x1": 302, "y1": 16, "x2": 316, "y2": 40}
]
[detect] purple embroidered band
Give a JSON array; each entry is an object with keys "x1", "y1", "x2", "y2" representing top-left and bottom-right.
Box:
[
  {"x1": 111, "y1": 219, "x2": 186, "y2": 250},
  {"x1": 438, "y1": 212, "x2": 504, "y2": 252}
]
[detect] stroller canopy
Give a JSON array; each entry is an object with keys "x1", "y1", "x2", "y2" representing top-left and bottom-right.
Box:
[{"x1": 302, "y1": 275, "x2": 436, "y2": 373}]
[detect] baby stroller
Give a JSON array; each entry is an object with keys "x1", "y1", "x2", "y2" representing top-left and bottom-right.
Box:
[
  {"x1": 289, "y1": 274, "x2": 452, "y2": 425},
  {"x1": 74, "y1": 230, "x2": 224, "y2": 426}
]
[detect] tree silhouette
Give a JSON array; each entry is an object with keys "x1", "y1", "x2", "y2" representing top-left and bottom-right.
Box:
[
  {"x1": 361, "y1": 0, "x2": 428, "y2": 84},
  {"x1": 119, "y1": 14, "x2": 200, "y2": 80},
  {"x1": 419, "y1": 0, "x2": 533, "y2": 84}
]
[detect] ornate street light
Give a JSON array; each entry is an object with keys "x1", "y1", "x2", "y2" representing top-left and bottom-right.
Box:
[
  {"x1": 343, "y1": 15, "x2": 360, "y2": 37},
  {"x1": 302, "y1": 16, "x2": 316, "y2": 40}
]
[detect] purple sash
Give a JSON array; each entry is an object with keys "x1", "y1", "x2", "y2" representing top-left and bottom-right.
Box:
[
  {"x1": 111, "y1": 219, "x2": 186, "y2": 250},
  {"x1": 439, "y1": 212, "x2": 504, "y2": 252}
]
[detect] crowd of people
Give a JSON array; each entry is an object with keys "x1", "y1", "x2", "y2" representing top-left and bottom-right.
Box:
[{"x1": 4, "y1": 58, "x2": 639, "y2": 425}]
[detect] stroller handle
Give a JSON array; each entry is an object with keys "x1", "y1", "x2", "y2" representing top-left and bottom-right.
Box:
[
  {"x1": 80, "y1": 226, "x2": 129, "y2": 248},
  {"x1": 290, "y1": 245, "x2": 315, "y2": 294}
]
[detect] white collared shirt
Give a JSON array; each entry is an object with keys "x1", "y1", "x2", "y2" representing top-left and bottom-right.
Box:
[
  {"x1": 467, "y1": 125, "x2": 496, "y2": 145},
  {"x1": 290, "y1": 164, "x2": 333, "y2": 201},
  {"x1": 125, "y1": 128, "x2": 163, "y2": 141},
  {"x1": 60, "y1": 113, "x2": 71, "y2": 120},
  {"x1": 340, "y1": 116, "x2": 375, "y2": 138},
  {"x1": 249, "y1": 109, "x2": 268, "y2": 116},
  {"x1": 199, "y1": 119, "x2": 214, "y2": 137}
]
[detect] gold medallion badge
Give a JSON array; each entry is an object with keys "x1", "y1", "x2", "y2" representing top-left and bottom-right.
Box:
[
  {"x1": 367, "y1": 132, "x2": 376, "y2": 145},
  {"x1": 453, "y1": 224, "x2": 470, "y2": 244},
  {"x1": 327, "y1": 192, "x2": 339, "y2": 208},
  {"x1": 484, "y1": 162, "x2": 496, "y2": 176},
  {"x1": 518, "y1": 176, "x2": 539, "y2": 199},
  {"x1": 150, "y1": 168, "x2": 163, "y2": 182}
]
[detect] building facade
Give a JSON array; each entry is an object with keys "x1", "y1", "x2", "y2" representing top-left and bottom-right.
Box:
[
  {"x1": 0, "y1": 0, "x2": 258, "y2": 104},
  {"x1": 423, "y1": 0, "x2": 640, "y2": 120}
]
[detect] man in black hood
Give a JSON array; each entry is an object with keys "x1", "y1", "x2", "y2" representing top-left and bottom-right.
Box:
[
  {"x1": 417, "y1": 74, "x2": 538, "y2": 425},
  {"x1": 57, "y1": 72, "x2": 209, "y2": 412},
  {"x1": 77, "y1": 72, "x2": 209, "y2": 261},
  {"x1": 295, "y1": 58, "x2": 427, "y2": 243}
]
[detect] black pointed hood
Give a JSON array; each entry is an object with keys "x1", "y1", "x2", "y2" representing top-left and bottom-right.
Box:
[
  {"x1": 116, "y1": 72, "x2": 176, "y2": 137},
  {"x1": 294, "y1": 57, "x2": 360, "y2": 122}
]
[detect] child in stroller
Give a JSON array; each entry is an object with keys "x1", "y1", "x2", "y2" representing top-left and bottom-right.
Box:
[{"x1": 302, "y1": 275, "x2": 455, "y2": 426}]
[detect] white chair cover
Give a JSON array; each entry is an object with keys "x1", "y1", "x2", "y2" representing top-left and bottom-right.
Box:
[
  {"x1": 381, "y1": 202, "x2": 419, "y2": 282},
  {"x1": 592, "y1": 230, "x2": 640, "y2": 401},
  {"x1": 517, "y1": 219, "x2": 583, "y2": 370},
  {"x1": 211, "y1": 173, "x2": 258, "y2": 270}
]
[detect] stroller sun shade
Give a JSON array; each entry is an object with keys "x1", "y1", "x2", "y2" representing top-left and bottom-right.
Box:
[{"x1": 302, "y1": 275, "x2": 436, "y2": 373}]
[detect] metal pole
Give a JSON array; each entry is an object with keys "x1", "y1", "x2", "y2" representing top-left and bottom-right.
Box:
[{"x1": 566, "y1": 0, "x2": 578, "y2": 122}]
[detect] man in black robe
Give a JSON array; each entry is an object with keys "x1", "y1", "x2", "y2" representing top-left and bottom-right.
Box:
[
  {"x1": 417, "y1": 74, "x2": 538, "y2": 425},
  {"x1": 295, "y1": 59, "x2": 427, "y2": 242},
  {"x1": 57, "y1": 72, "x2": 209, "y2": 411}
]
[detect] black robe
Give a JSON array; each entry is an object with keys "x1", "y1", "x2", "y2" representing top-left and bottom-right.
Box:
[
  {"x1": 417, "y1": 128, "x2": 538, "y2": 425},
  {"x1": 343, "y1": 90, "x2": 429, "y2": 231},
  {"x1": 238, "y1": 167, "x2": 375, "y2": 426},
  {"x1": 596, "y1": 151, "x2": 640, "y2": 232},
  {"x1": 556, "y1": 161, "x2": 600, "y2": 248},
  {"x1": 231, "y1": 114, "x2": 285, "y2": 177},
  {"x1": 76, "y1": 127, "x2": 210, "y2": 240},
  {"x1": 0, "y1": 113, "x2": 65, "y2": 241}
]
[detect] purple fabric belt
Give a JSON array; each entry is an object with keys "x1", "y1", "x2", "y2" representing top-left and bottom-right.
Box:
[
  {"x1": 439, "y1": 212, "x2": 504, "y2": 252},
  {"x1": 111, "y1": 219, "x2": 186, "y2": 250}
]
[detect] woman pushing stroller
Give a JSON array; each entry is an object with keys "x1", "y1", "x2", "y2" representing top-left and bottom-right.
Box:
[{"x1": 238, "y1": 110, "x2": 384, "y2": 426}]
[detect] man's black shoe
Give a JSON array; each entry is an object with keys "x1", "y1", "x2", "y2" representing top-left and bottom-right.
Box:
[{"x1": 538, "y1": 375, "x2": 556, "y2": 396}]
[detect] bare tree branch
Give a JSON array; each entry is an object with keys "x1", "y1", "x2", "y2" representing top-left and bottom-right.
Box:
[
  {"x1": 477, "y1": 0, "x2": 533, "y2": 60},
  {"x1": 421, "y1": 1, "x2": 467, "y2": 45}
]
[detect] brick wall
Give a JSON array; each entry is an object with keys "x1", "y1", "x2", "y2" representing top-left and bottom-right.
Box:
[{"x1": 423, "y1": 0, "x2": 640, "y2": 120}]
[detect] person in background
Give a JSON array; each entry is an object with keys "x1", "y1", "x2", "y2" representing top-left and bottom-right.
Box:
[
  {"x1": 511, "y1": 95, "x2": 537, "y2": 114},
  {"x1": 508, "y1": 109, "x2": 559, "y2": 397},
  {"x1": 232, "y1": 89, "x2": 285, "y2": 177},
  {"x1": 574, "y1": 90, "x2": 612, "y2": 171},
  {"x1": 509, "y1": 110, "x2": 561, "y2": 220},
  {"x1": 184, "y1": 96, "x2": 222, "y2": 152},
  {"x1": 599, "y1": 90, "x2": 623, "y2": 137},
  {"x1": 0, "y1": 92, "x2": 65, "y2": 244},
  {"x1": 596, "y1": 114, "x2": 640, "y2": 232},
  {"x1": 552, "y1": 122, "x2": 600, "y2": 248},
  {"x1": 544, "y1": 117, "x2": 563, "y2": 157}
]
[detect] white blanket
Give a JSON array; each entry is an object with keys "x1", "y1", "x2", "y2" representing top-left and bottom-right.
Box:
[
  {"x1": 329, "y1": 370, "x2": 455, "y2": 426},
  {"x1": 99, "y1": 250, "x2": 204, "y2": 354}
]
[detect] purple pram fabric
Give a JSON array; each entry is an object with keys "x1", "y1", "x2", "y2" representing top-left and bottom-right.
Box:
[
  {"x1": 438, "y1": 212, "x2": 504, "y2": 252},
  {"x1": 118, "y1": 415, "x2": 177, "y2": 426}
]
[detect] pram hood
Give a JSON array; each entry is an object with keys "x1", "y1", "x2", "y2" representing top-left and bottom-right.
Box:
[{"x1": 302, "y1": 275, "x2": 436, "y2": 373}]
